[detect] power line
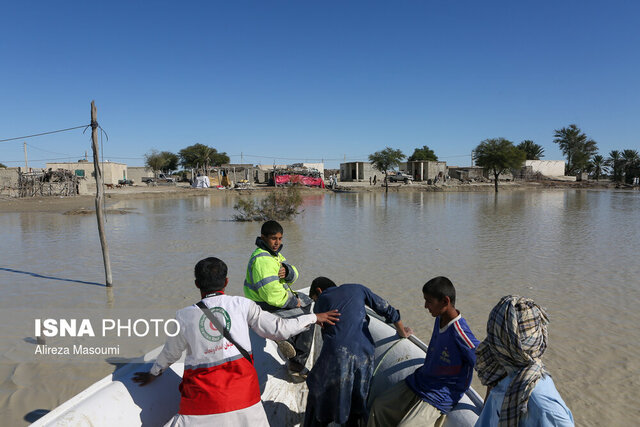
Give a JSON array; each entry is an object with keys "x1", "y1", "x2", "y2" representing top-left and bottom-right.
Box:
[
  {"x1": 25, "y1": 142, "x2": 75, "y2": 157},
  {"x1": 1, "y1": 156, "x2": 84, "y2": 164},
  {"x1": 226, "y1": 153, "x2": 365, "y2": 161},
  {"x1": 0, "y1": 125, "x2": 89, "y2": 143}
]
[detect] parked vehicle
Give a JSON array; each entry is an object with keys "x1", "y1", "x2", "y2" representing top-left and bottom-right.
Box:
[
  {"x1": 388, "y1": 171, "x2": 414, "y2": 183},
  {"x1": 157, "y1": 173, "x2": 176, "y2": 183},
  {"x1": 142, "y1": 174, "x2": 176, "y2": 185}
]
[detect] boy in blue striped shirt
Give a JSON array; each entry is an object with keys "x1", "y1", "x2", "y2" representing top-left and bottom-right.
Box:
[{"x1": 368, "y1": 277, "x2": 479, "y2": 427}]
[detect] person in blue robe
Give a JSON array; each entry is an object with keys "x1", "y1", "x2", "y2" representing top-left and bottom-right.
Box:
[{"x1": 304, "y1": 277, "x2": 412, "y2": 427}]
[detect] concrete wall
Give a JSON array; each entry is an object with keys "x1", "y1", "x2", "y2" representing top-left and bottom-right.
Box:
[
  {"x1": 104, "y1": 162, "x2": 127, "y2": 184},
  {"x1": 340, "y1": 162, "x2": 378, "y2": 182},
  {"x1": 448, "y1": 166, "x2": 485, "y2": 181},
  {"x1": 525, "y1": 160, "x2": 565, "y2": 177},
  {"x1": 127, "y1": 166, "x2": 154, "y2": 185},
  {"x1": 46, "y1": 161, "x2": 127, "y2": 185},
  {"x1": 0, "y1": 167, "x2": 20, "y2": 187},
  {"x1": 407, "y1": 161, "x2": 447, "y2": 181}
]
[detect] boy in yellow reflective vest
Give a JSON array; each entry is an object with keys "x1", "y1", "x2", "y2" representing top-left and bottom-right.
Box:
[{"x1": 244, "y1": 220, "x2": 313, "y2": 375}]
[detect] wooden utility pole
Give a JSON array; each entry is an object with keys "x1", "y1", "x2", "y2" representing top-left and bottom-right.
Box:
[
  {"x1": 90, "y1": 101, "x2": 113, "y2": 287},
  {"x1": 23, "y1": 142, "x2": 28, "y2": 171}
]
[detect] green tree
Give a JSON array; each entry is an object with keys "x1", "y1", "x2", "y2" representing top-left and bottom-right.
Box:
[
  {"x1": 621, "y1": 149, "x2": 640, "y2": 184},
  {"x1": 179, "y1": 143, "x2": 229, "y2": 170},
  {"x1": 473, "y1": 138, "x2": 526, "y2": 193},
  {"x1": 233, "y1": 186, "x2": 303, "y2": 221},
  {"x1": 589, "y1": 155, "x2": 607, "y2": 181},
  {"x1": 553, "y1": 124, "x2": 598, "y2": 175},
  {"x1": 144, "y1": 150, "x2": 179, "y2": 175},
  {"x1": 407, "y1": 145, "x2": 438, "y2": 162},
  {"x1": 368, "y1": 147, "x2": 405, "y2": 193},
  {"x1": 0, "y1": 162, "x2": 6, "y2": 168},
  {"x1": 516, "y1": 140, "x2": 545, "y2": 160},
  {"x1": 607, "y1": 150, "x2": 623, "y2": 182}
]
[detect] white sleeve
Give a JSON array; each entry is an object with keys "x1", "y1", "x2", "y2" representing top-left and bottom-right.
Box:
[
  {"x1": 150, "y1": 315, "x2": 188, "y2": 376},
  {"x1": 246, "y1": 302, "x2": 317, "y2": 341}
]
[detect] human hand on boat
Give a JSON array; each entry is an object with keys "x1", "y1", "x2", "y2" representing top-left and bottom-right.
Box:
[
  {"x1": 399, "y1": 326, "x2": 414, "y2": 338},
  {"x1": 133, "y1": 371, "x2": 158, "y2": 387},
  {"x1": 394, "y1": 320, "x2": 413, "y2": 338},
  {"x1": 315, "y1": 309, "x2": 340, "y2": 327}
]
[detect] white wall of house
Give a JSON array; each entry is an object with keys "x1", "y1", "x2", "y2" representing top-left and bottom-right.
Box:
[{"x1": 525, "y1": 160, "x2": 565, "y2": 177}]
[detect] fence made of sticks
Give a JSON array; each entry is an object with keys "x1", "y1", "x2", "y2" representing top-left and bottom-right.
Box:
[{"x1": 17, "y1": 169, "x2": 79, "y2": 197}]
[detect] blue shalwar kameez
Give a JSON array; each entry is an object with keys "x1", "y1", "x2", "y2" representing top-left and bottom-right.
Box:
[{"x1": 304, "y1": 284, "x2": 401, "y2": 426}]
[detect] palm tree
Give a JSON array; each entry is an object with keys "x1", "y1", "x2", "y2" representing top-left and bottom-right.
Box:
[
  {"x1": 589, "y1": 155, "x2": 607, "y2": 181},
  {"x1": 517, "y1": 140, "x2": 545, "y2": 160},
  {"x1": 553, "y1": 125, "x2": 598, "y2": 175},
  {"x1": 621, "y1": 149, "x2": 640, "y2": 184},
  {"x1": 369, "y1": 147, "x2": 405, "y2": 193},
  {"x1": 607, "y1": 150, "x2": 623, "y2": 182}
]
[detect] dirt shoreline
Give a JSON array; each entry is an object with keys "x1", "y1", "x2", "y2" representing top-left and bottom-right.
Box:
[{"x1": 0, "y1": 179, "x2": 629, "y2": 214}]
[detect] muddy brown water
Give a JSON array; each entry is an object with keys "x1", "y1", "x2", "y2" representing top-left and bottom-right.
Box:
[{"x1": 1, "y1": 189, "x2": 639, "y2": 426}]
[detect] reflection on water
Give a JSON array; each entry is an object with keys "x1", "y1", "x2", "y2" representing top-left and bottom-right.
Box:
[{"x1": 1, "y1": 189, "x2": 639, "y2": 426}]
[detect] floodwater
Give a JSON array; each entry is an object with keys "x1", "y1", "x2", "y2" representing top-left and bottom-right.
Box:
[{"x1": 1, "y1": 189, "x2": 639, "y2": 426}]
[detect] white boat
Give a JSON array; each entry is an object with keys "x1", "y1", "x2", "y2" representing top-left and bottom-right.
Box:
[{"x1": 33, "y1": 289, "x2": 483, "y2": 426}]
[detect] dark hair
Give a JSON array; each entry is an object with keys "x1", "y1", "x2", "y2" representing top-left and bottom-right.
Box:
[
  {"x1": 422, "y1": 276, "x2": 456, "y2": 306},
  {"x1": 310, "y1": 276, "x2": 337, "y2": 298},
  {"x1": 261, "y1": 220, "x2": 283, "y2": 236},
  {"x1": 194, "y1": 257, "x2": 228, "y2": 292}
]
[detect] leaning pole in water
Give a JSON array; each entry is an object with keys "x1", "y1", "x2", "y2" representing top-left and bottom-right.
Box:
[{"x1": 90, "y1": 100, "x2": 113, "y2": 287}]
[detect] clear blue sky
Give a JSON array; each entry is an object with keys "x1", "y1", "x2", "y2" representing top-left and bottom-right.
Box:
[{"x1": 1, "y1": 1, "x2": 638, "y2": 169}]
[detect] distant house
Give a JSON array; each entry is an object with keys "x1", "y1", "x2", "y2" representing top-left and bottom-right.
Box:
[
  {"x1": 46, "y1": 160, "x2": 127, "y2": 185},
  {"x1": 127, "y1": 166, "x2": 154, "y2": 185},
  {"x1": 340, "y1": 162, "x2": 378, "y2": 182},
  {"x1": 255, "y1": 164, "x2": 286, "y2": 184},
  {"x1": 219, "y1": 163, "x2": 257, "y2": 184},
  {"x1": 524, "y1": 160, "x2": 565, "y2": 178},
  {"x1": 407, "y1": 161, "x2": 447, "y2": 182},
  {"x1": 448, "y1": 166, "x2": 485, "y2": 181}
]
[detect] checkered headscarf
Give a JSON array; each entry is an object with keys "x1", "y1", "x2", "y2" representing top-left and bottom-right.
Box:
[{"x1": 475, "y1": 295, "x2": 549, "y2": 427}]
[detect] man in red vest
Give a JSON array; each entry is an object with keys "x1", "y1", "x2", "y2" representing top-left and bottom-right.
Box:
[{"x1": 134, "y1": 257, "x2": 339, "y2": 425}]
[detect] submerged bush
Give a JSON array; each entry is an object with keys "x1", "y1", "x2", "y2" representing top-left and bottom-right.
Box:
[{"x1": 233, "y1": 186, "x2": 303, "y2": 221}]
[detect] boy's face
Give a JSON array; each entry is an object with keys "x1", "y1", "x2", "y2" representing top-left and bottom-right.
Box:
[
  {"x1": 423, "y1": 293, "x2": 448, "y2": 318},
  {"x1": 262, "y1": 232, "x2": 283, "y2": 252}
]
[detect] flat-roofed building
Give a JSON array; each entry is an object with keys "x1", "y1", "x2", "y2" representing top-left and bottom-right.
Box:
[
  {"x1": 46, "y1": 160, "x2": 127, "y2": 185},
  {"x1": 340, "y1": 162, "x2": 378, "y2": 182},
  {"x1": 127, "y1": 166, "x2": 154, "y2": 185},
  {"x1": 407, "y1": 160, "x2": 447, "y2": 182}
]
